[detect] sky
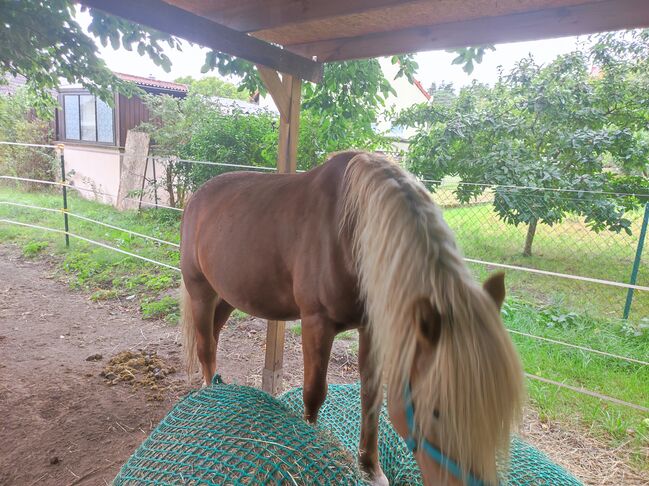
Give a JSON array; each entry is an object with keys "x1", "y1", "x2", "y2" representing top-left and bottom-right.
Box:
[{"x1": 77, "y1": 10, "x2": 585, "y2": 111}]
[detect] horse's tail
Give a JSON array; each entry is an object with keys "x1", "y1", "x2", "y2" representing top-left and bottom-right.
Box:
[{"x1": 180, "y1": 278, "x2": 199, "y2": 378}]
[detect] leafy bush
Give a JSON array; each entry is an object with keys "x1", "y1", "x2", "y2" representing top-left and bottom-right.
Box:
[
  {"x1": 139, "y1": 59, "x2": 397, "y2": 205},
  {"x1": 139, "y1": 94, "x2": 277, "y2": 207},
  {"x1": 0, "y1": 87, "x2": 56, "y2": 188}
]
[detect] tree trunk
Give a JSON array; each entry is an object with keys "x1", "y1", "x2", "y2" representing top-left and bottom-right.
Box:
[{"x1": 523, "y1": 218, "x2": 538, "y2": 257}]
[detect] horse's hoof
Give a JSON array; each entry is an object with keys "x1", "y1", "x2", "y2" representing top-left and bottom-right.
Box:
[
  {"x1": 361, "y1": 463, "x2": 389, "y2": 486},
  {"x1": 367, "y1": 469, "x2": 389, "y2": 486}
]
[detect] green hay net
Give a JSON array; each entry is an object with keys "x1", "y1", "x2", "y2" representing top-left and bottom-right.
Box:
[
  {"x1": 113, "y1": 376, "x2": 364, "y2": 485},
  {"x1": 114, "y1": 379, "x2": 582, "y2": 485},
  {"x1": 279, "y1": 383, "x2": 582, "y2": 486}
]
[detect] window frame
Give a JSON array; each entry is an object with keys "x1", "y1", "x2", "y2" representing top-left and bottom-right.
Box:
[{"x1": 59, "y1": 90, "x2": 117, "y2": 146}]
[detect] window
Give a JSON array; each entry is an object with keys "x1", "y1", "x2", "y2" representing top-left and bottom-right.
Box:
[{"x1": 62, "y1": 94, "x2": 115, "y2": 144}]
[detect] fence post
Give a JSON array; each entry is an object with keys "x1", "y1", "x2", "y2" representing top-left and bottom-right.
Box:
[
  {"x1": 138, "y1": 155, "x2": 149, "y2": 211},
  {"x1": 623, "y1": 202, "x2": 649, "y2": 319},
  {"x1": 57, "y1": 144, "x2": 70, "y2": 248},
  {"x1": 152, "y1": 157, "x2": 158, "y2": 208}
]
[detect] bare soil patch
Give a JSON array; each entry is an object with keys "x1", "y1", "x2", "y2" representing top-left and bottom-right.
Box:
[{"x1": 0, "y1": 245, "x2": 645, "y2": 485}]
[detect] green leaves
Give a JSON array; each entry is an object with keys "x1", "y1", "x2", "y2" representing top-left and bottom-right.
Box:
[
  {"x1": 1, "y1": 1, "x2": 182, "y2": 108},
  {"x1": 402, "y1": 32, "x2": 649, "y2": 255},
  {"x1": 447, "y1": 45, "x2": 496, "y2": 74},
  {"x1": 391, "y1": 54, "x2": 419, "y2": 83}
]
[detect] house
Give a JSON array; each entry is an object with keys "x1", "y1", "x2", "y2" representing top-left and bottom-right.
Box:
[
  {"x1": 54, "y1": 73, "x2": 188, "y2": 204},
  {"x1": 56, "y1": 72, "x2": 187, "y2": 148}
]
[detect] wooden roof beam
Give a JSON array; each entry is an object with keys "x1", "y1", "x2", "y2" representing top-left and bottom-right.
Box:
[
  {"x1": 287, "y1": 0, "x2": 649, "y2": 62},
  {"x1": 79, "y1": 0, "x2": 323, "y2": 83},
  {"x1": 168, "y1": 0, "x2": 420, "y2": 34}
]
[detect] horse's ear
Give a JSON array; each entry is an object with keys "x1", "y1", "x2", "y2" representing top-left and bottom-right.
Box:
[
  {"x1": 483, "y1": 272, "x2": 506, "y2": 310},
  {"x1": 415, "y1": 299, "x2": 442, "y2": 348}
]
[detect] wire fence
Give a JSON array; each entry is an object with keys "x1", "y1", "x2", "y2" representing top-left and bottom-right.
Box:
[
  {"x1": 425, "y1": 182, "x2": 649, "y2": 321},
  {"x1": 0, "y1": 141, "x2": 647, "y2": 414},
  {"x1": 128, "y1": 153, "x2": 649, "y2": 321}
]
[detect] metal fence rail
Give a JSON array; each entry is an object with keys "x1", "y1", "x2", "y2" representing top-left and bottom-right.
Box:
[
  {"x1": 1, "y1": 141, "x2": 647, "y2": 414},
  {"x1": 0, "y1": 219, "x2": 180, "y2": 271}
]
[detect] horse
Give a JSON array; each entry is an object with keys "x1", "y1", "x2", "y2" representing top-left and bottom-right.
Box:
[{"x1": 179, "y1": 151, "x2": 524, "y2": 485}]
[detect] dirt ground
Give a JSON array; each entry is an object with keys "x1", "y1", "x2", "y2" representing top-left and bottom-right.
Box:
[{"x1": 0, "y1": 245, "x2": 646, "y2": 485}]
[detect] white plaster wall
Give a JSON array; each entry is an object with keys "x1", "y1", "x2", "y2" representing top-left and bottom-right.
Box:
[
  {"x1": 60, "y1": 144, "x2": 121, "y2": 205},
  {"x1": 59, "y1": 143, "x2": 174, "y2": 209}
]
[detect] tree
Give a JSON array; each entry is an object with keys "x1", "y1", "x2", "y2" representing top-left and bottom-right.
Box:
[
  {"x1": 427, "y1": 82, "x2": 456, "y2": 107},
  {"x1": 2, "y1": 2, "x2": 417, "y2": 169},
  {"x1": 589, "y1": 30, "x2": 649, "y2": 177},
  {"x1": 399, "y1": 34, "x2": 649, "y2": 256},
  {"x1": 0, "y1": 88, "x2": 55, "y2": 187},
  {"x1": 174, "y1": 76, "x2": 250, "y2": 101},
  {"x1": 298, "y1": 59, "x2": 397, "y2": 167},
  {"x1": 204, "y1": 54, "x2": 408, "y2": 168},
  {"x1": 4, "y1": 1, "x2": 496, "y2": 181},
  {"x1": 0, "y1": 1, "x2": 185, "y2": 108},
  {"x1": 139, "y1": 94, "x2": 277, "y2": 207}
]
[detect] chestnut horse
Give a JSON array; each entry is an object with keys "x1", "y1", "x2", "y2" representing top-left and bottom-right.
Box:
[{"x1": 180, "y1": 151, "x2": 524, "y2": 485}]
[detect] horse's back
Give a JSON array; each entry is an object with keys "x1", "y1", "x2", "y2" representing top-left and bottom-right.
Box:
[{"x1": 180, "y1": 152, "x2": 364, "y2": 321}]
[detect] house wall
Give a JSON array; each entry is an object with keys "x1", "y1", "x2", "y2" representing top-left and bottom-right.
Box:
[
  {"x1": 61, "y1": 141, "x2": 173, "y2": 209},
  {"x1": 117, "y1": 94, "x2": 150, "y2": 148},
  {"x1": 62, "y1": 144, "x2": 121, "y2": 205}
]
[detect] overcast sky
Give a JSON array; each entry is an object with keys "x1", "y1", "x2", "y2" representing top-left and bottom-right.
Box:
[{"x1": 77, "y1": 10, "x2": 586, "y2": 110}]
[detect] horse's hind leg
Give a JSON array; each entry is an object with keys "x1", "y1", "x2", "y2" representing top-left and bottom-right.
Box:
[
  {"x1": 212, "y1": 299, "x2": 234, "y2": 369},
  {"x1": 300, "y1": 314, "x2": 336, "y2": 423},
  {"x1": 358, "y1": 327, "x2": 388, "y2": 486},
  {"x1": 185, "y1": 280, "x2": 218, "y2": 386}
]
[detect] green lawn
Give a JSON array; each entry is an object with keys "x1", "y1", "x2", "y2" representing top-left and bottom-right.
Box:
[
  {"x1": 439, "y1": 202, "x2": 649, "y2": 323},
  {"x1": 1, "y1": 184, "x2": 647, "y2": 470},
  {"x1": 502, "y1": 299, "x2": 648, "y2": 468},
  {"x1": 0, "y1": 185, "x2": 182, "y2": 321}
]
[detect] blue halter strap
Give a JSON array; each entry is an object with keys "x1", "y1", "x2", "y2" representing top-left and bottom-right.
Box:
[{"x1": 403, "y1": 382, "x2": 487, "y2": 486}]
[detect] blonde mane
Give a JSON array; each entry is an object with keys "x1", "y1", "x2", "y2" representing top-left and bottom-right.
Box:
[{"x1": 342, "y1": 152, "x2": 524, "y2": 484}]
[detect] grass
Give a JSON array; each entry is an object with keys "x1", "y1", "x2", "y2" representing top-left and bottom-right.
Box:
[
  {"x1": 22, "y1": 239, "x2": 48, "y2": 257},
  {"x1": 439, "y1": 203, "x2": 649, "y2": 323},
  {"x1": 141, "y1": 296, "x2": 179, "y2": 323},
  {"x1": 0, "y1": 185, "x2": 182, "y2": 322},
  {"x1": 1, "y1": 184, "x2": 647, "y2": 470},
  {"x1": 231, "y1": 309, "x2": 249, "y2": 321},
  {"x1": 503, "y1": 298, "x2": 648, "y2": 469},
  {"x1": 289, "y1": 322, "x2": 302, "y2": 336}
]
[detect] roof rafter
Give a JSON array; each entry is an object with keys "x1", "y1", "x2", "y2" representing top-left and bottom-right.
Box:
[{"x1": 166, "y1": 0, "x2": 419, "y2": 34}]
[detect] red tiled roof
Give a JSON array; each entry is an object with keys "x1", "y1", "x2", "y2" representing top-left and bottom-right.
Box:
[{"x1": 115, "y1": 73, "x2": 188, "y2": 92}]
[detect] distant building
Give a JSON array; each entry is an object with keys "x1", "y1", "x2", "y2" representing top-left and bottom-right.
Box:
[
  {"x1": 0, "y1": 74, "x2": 28, "y2": 96},
  {"x1": 55, "y1": 72, "x2": 188, "y2": 148},
  {"x1": 54, "y1": 73, "x2": 188, "y2": 206},
  {"x1": 52, "y1": 72, "x2": 277, "y2": 208}
]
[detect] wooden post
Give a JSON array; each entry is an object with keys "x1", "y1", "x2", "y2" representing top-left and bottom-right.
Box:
[{"x1": 258, "y1": 66, "x2": 302, "y2": 394}]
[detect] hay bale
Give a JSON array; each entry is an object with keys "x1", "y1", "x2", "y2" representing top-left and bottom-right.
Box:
[
  {"x1": 113, "y1": 377, "x2": 364, "y2": 485},
  {"x1": 279, "y1": 383, "x2": 583, "y2": 486}
]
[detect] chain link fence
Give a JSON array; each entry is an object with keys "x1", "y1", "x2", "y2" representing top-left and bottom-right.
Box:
[{"x1": 426, "y1": 181, "x2": 649, "y2": 322}]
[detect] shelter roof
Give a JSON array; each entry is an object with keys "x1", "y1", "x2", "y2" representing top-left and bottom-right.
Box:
[{"x1": 81, "y1": 0, "x2": 649, "y2": 82}]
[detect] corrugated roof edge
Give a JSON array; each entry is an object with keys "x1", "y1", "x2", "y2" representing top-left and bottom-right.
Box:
[{"x1": 115, "y1": 72, "x2": 188, "y2": 92}]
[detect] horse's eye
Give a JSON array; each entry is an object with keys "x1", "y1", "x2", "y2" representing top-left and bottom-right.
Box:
[{"x1": 433, "y1": 409, "x2": 440, "y2": 419}]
